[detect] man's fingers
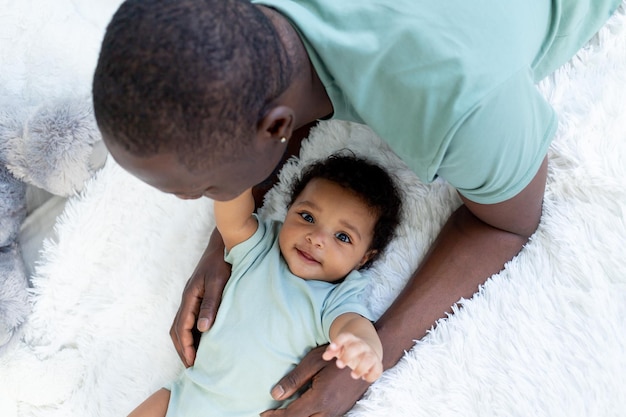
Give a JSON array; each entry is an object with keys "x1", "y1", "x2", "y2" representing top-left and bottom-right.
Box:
[
  {"x1": 170, "y1": 300, "x2": 200, "y2": 367},
  {"x1": 196, "y1": 278, "x2": 224, "y2": 331},
  {"x1": 170, "y1": 315, "x2": 197, "y2": 367},
  {"x1": 270, "y1": 345, "x2": 328, "y2": 401},
  {"x1": 170, "y1": 273, "x2": 205, "y2": 366},
  {"x1": 196, "y1": 293, "x2": 218, "y2": 332},
  {"x1": 262, "y1": 385, "x2": 327, "y2": 417},
  {"x1": 262, "y1": 362, "x2": 369, "y2": 417},
  {"x1": 196, "y1": 257, "x2": 231, "y2": 331},
  {"x1": 169, "y1": 324, "x2": 188, "y2": 366}
]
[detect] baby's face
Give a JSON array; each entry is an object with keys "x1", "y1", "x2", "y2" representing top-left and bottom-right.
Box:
[{"x1": 278, "y1": 178, "x2": 377, "y2": 282}]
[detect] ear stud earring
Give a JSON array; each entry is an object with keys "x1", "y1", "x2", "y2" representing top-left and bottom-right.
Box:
[{"x1": 280, "y1": 137, "x2": 287, "y2": 144}]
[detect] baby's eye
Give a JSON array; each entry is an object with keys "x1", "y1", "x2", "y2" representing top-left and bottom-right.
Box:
[
  {"x1": 299, "y1": 212, "x2": 314, "y2": 223},
  {"x1": 335, "y1": 232, "x2": 351, "y2": 243}
]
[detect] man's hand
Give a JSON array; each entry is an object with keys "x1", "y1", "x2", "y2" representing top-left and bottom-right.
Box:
[
  {"x1": 170, "y1": 229, "x2": 230, "y2": 367},
  {"x1": 260, "y1": 345, "x2": 370, "y2": 417}
]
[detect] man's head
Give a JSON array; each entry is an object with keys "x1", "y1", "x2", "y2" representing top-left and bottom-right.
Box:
[{"x1": 93, "y1": 0, "x2": 294, "y2": 198}]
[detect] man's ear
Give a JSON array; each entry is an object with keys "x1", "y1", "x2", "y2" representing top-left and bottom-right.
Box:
[{"x1": 256, "y1": 105, "x2": 295, "y2": 144}]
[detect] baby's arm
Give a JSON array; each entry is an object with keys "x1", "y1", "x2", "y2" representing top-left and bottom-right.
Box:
[
  {"x1": 323, "y1": 313, "x2": 383, "y2": 383},
  {"x1": 213, "y1": 188, "x2": 257, "y2": 251}
]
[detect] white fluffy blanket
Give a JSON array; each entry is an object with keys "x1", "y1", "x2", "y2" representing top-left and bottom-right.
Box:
[{"x1": 1, "y1": 1, "x2": 626, "y2": 416}]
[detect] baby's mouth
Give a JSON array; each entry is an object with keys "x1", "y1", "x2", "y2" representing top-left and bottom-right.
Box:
[{"x1": 296, "y1": 248, "x2": 320, "y2": 264}]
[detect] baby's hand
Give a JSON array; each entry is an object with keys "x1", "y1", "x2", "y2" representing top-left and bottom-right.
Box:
[{"x1": 322, "y1": 333, "x2": 383, "y2": 382}]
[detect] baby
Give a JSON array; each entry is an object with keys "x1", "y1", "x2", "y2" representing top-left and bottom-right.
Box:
[{"x1": 129, "y1": 154, "x2": 402, "y2": 417}]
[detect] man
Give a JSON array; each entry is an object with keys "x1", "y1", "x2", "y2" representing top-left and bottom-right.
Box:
[{"x1": 92, "y1": 0, "x2": 621, "y2": 415}]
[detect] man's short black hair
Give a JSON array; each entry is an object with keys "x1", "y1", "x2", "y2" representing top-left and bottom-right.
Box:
[
  {"x1": 289, "y1": 153, "x2": 403, "y2": 269},
  {"x1": 92, "y1": 0, "x2": 291, "y2": 170}
]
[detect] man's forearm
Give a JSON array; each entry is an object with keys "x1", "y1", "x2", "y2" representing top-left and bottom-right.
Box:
[{"x1": 375, "y1": 204, "x2": 530, "y2": 369}]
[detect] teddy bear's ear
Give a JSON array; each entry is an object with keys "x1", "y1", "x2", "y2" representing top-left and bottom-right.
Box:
[{"x1": 5, "y1": 97, "x2": 107, "y2": 197}]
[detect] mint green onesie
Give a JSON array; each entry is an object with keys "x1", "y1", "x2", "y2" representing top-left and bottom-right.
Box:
[
  {"x1": 253, "y1": 0, "x2": 621, "y2": 203},
  {"x1": 165, "y1": 216, "x2": 372, "y2": 417}
]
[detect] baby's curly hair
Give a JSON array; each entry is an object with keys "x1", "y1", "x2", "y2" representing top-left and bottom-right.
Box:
[
  {"x1": 92, "y1": 0, "x2": 291, "y2": 171},
  {"x1": 289, "y1": 153, "x2": 403, "y2": 269}
]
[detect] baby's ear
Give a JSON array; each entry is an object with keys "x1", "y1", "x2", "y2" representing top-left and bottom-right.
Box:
[{"x1": 358, "y1": 249, "x2": 378, "y2": 269}]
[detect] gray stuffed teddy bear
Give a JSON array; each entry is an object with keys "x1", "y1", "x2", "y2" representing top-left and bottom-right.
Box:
[{"x1": 0, "y1": 96, "x2": 106, "y2": 348}]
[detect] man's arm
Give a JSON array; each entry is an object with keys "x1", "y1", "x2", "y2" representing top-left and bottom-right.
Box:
[
  {"x1": 376, "y1": 156, "x2": 547, "y2": 366},
  {"x1": 261, "y1": 157, "x2": 548, "y2": 417}
]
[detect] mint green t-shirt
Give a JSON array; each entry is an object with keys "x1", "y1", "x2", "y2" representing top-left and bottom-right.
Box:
[
  {"x1": 165, "y1": 216, "x2": 372, "y2": 417},
  {"x1": 253, "y1": 0, "x2": 620, "y2": 203}
]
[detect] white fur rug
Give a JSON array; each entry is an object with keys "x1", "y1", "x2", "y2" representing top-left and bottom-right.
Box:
[{"x1": 1, "y1": 1, "x2": 626, "y2": 416}]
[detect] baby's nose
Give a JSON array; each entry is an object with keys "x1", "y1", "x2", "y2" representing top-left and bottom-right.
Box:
[{"x1": 306, "y1": 231, "x2": 325, "y2": 247}]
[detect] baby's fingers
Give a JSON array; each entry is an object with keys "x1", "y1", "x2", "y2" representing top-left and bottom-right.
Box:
[
  {"x1": 322, "y1": 342, "x2": 342, "y2": 362},
  {"x1": 323, "y1": 334, "x2": 363, "y2": 367},
  {"x1": 349, "y1": 356, "x2": 382, "y2": 383}
]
